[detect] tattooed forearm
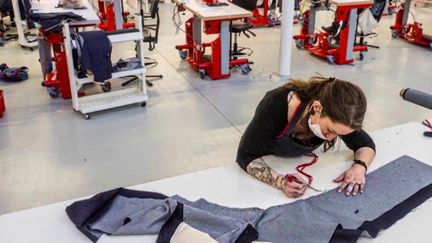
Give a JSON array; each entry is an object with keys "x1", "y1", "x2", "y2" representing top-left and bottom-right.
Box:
[{"x1": 246, "y1": 159, "x2": 287, "y2": 190}]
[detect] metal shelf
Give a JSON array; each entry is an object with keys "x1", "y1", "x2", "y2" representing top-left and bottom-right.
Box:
[
  {"x1": 108, "y1": 31, "x2": 143, "y2": 43},
  {"x1": 78, "y1": 87, "x2": 147, "y2": 114},
  {"x1": 76, "y1": 68, "x2": 146, "y2": 86},
  {"x1": 63, "y1": 15, "x2": 148, "y2": 118}
]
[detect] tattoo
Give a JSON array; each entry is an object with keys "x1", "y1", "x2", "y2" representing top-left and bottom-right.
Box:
[{"x1": 246, "y1": 159, "x2": 286, "y2": 190}]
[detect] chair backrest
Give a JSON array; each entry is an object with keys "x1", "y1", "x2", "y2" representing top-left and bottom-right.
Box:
[
  {"x1": 231, "y1": 0, "x2": 258, "y2": 11},
  {"x1": 150, "y1": 0, "x2": 160, "y2": 19},
  {"x1": 143, "y1": 0, "x2": 160, "y2": 49}
]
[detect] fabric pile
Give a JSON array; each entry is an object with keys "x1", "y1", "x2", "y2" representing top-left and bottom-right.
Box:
[
  {"x1": 66, "y1": 155, "x2": 432, "y2": 243},
  {"x1": 0, "y1": 63, "x2": 28, "y2": 82}
]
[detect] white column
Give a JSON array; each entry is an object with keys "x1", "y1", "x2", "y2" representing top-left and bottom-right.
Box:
[{"x1": 278, "y1": 0, "x2": 295, "y2": 76}]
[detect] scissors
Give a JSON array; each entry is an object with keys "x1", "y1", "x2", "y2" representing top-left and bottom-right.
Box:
[
  {"x1": 422, "y1": 119, "x2": 432, "y2": 137},
  {"x1": 284, "y1": 174, "x2": 323, "y2": 192}
]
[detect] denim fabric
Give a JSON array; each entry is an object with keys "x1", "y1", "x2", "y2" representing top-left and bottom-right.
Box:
[
  {"x1": 256, "y1": 155, "x2": 432, "y2": 243},
  {"x1": 67, "y1": 156, "x2": 432, "y2": 243}
]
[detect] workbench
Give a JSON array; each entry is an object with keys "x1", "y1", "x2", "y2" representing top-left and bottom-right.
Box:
[
  {"x1": 32, "y1": 0, "x2": 100, "y2": 25},
  {"x1": 0, "y1": 122, "x2": 431, "y2": 242}
]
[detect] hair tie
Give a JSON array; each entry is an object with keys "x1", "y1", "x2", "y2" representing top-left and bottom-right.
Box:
[{"x1": 328, "y1": 77, "x2": 335, "y2": 82}]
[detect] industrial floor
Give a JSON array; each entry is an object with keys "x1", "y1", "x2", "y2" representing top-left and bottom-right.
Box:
[{"x1": 0, "y1": 3, "x2": 431, "y2": 215}]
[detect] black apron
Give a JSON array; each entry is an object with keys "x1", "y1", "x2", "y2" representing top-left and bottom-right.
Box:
[{"x1": 266, "y1": 103, "x2": 320, "y2": 157}]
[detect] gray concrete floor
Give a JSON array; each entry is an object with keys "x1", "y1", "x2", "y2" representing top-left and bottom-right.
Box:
[{"x1": 0, "y1": 3, "x2": 431, "y2": 215}]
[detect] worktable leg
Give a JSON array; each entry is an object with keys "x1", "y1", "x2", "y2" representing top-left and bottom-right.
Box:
[
  {"x1": 220, "y1": 20, "x2": 230, "y2": 76},
  {"x1": 193, "y1": 16, "x2": 202, "y2": 43},
  {"x1": 308, "y1": 8, "x2": 316, "y2": 45},
  {"x1": 113, "y1": 0, "x2": 123, "y2": 30},
  {"x1": 402, "y1": 0, "x2": 411, "y2": 26},
  {"x1": 346, "y1": 9, "x2": 357, "y2": 61}
]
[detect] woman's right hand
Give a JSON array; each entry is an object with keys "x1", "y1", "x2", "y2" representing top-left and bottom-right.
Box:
[{"x1": 280, "y1": 173, "x2": 307, "y2": 198}]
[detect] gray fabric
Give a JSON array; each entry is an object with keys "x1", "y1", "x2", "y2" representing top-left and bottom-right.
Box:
[
  {"x1": 183, "y1": 204, "x2": 250, "y2": 243},
  {"x1": 256, "y1": 155, "x2": 432, "y2": 243},
  {"x1": 90, "y1": 196, "x2": 177, "y2": 235},
  {"x1": 37, "y1": 37, "x2": 51, "y2": 79},
  {"x1": 176, "y1": 197, "x2": 263, "y2": 226},
  {"x1": 170, "y1": 195, "x2": 263, "y2": 242},
  {"x1": 90, "y1": 195, "x2": 260, "y2": 242}
]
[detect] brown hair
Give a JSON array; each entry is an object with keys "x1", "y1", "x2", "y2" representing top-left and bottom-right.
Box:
[{"x1": 283, "y1": 76, "x2": 367, "y2": 151}]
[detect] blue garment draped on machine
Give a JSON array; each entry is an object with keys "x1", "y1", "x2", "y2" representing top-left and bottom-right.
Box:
[{"x1": 71, "y1": 30, "x2": 112, "y2": 82}]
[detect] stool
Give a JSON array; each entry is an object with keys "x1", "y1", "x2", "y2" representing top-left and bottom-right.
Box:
[{"x1": 0, "y1": 90, "x2": 5, "y2": 118}]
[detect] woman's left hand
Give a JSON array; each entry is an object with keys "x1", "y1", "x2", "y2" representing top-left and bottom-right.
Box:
[{"x1": 333, "y1": 164, "x2": 366, "y2": 196}]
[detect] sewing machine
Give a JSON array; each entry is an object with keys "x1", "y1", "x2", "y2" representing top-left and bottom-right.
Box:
[
  {"x1": 390, "y1": 0, "x2": 432, "y2": 50},
  {"x1": 293, "y1": 0, "x2": 373, "y2": 65}
]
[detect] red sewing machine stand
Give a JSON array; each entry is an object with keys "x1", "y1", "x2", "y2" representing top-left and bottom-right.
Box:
[
  {"x1": 293, "y1": 0, "x2": 372, "y2": 65},
  {"x1": 0, "y1": 90, "x2": 5, "y2": 118},
  {"x1": 40, "y1": 30, "x2": 73, "y2": 99},
  {"x1": 98, "y1": 0, "x2": 135, "y2": 31},
  {"x1": 175, "y1": 17, "x2": 251, "y2": 80},
  {"x1": 390, "y1": 1, "x2": 432, "y2": 50},
  {"x1": 250, "y1": 0, "x2": 271, "y2": 27}
]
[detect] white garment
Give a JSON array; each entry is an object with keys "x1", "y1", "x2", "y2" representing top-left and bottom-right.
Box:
[
  {"x1": 358, "y1": 10, "x2": 378, "y2": 34},
  {"x1": 170, "y1": 222, "x2": 217, "y2": 243}
]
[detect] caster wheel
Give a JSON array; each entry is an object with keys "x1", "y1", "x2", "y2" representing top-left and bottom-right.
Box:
[
  {"x1": 47, "y1": 87, "x2": 59, "y2": 98},
  {"x1": 359, "y1": 52, "x2": 364, "y2": 61},
  {"x1": 391, "y1": 30, "x2": 398, "y2": 38},
  {"x1": 141, "y1": 101, "x2": 147, "y2": 107},
  {"x1": 199, "y1": 69, "x2": 205, "y2": 79},
  {"x1": 179, "y1": 50, "x2": 187, "y2": 60},
  {"x1": 311, "y1": 37, "x2": 317, "y2": 44},
  {"x1": 41, "y1": 81, "x2": 46, "y2": 87},
  {"x1": 326, "y1": 55, "x2": 335, "y2": 65},
  {"x1": 295, "y1": 39, "x2": 303, "y2": 49},
  {"x1": 429, "y1": 43, "x2": 432, "y2": 51},
  {"x1": 241, "y1": 64, "x2": 251, "y2": 75},
  {"x1": 84, "y1": 114, "x2": 91, "y2": 120},
  {"x1": 146, "y1": 80, "x2": 154, "y2": 87},
  {"x1": 101, "y1": 82, "x2": 111, "y2": 92},
  {"x1": 0, "y1": 39, "x2": 4, "y2": 47}
]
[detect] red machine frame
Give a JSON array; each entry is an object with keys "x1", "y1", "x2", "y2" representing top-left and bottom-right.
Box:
[
  {"x1": 250, "y1": 0, "x2": 271, "y2": 27},
  {"x1": 0, "y1": 89, "x2": 5, "y2": 118},
  {"x1": 97, "y1": 0, "x2": 135, "y2": 31},
  {"x1": 40, "y1": 29, "x2": 73, "y2": 99},
  {"x1": 390, "y1": 2, "x2": 432, "y2": 50},
  {"x1": 175, "y1": 17, "x2": 251, "y2": 80},
  {"x1": 293, "y1": 2, "x2": 372, "y2": 65}
]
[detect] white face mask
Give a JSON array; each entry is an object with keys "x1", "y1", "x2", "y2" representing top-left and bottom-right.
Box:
[{"x1": 308, "y1": 111, "x2": 327, "y2": 140}]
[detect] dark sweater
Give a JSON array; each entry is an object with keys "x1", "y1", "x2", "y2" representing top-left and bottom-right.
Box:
[{"x1": 236, "y1": 86, "x2": 376, "y2": 171}]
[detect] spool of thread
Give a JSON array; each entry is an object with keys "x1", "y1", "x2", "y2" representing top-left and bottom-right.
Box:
[{"x1": 400, "y1": 88, "x2": 432, "y2": 110}]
